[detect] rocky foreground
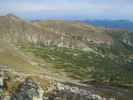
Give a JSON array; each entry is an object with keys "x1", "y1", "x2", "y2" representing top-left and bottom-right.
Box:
[
  {"x1": 1, "y1": 66, "x2": 133, "y2": 100},
  {"x1": 1, "y1": 79, "x2": 115, "y2": 100}
]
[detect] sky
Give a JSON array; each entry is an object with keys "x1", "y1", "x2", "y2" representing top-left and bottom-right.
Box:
[{"x1": 0, "y1": 0, "x2": 133, "y2": 20}]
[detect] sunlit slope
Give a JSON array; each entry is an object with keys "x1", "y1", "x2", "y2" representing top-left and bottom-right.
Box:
[{"x1": 0, "y1": 40, "x2": 41, "y2": 73}]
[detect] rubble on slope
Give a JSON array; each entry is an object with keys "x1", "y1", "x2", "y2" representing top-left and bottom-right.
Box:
[{"x1": 0, "y1": 68, "x2": 116, "y2": 100}]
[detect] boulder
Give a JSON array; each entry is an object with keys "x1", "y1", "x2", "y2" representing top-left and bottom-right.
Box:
[{"x1": 11, "y1": 78, "x2": 44, "y2": 100}]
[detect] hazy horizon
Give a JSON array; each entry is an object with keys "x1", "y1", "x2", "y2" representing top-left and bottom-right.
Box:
[{"x1": 0, "y1": 0, "x2": 133, "y2": 21}]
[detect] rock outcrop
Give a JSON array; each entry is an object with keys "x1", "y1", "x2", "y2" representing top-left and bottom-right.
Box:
[
  {"x1": 11, "y1": 78, "x2": 44, "y2": 100},
  {"x1": 9, "y1": 78, "x2": 116, "y2": 100}
]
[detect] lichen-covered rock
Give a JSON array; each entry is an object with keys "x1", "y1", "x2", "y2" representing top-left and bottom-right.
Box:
[
  {"x1": 44, "y1": 82, "x2": 115, "y2": 100},
  {"x1": 8, "y1": 77, "x2": 116, "y2": 100},
  {"x1": 10, "y1": 78, "x2": 44, "y2": 100}
]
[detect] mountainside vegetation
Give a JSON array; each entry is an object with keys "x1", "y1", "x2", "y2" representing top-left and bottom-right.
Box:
[{"x1": 0, "y1": 14, "x2": 133, "y2": 91}]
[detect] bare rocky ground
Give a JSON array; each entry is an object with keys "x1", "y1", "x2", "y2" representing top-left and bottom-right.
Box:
[{"x1": 0, "y1": 65, "x2": 133, "y2": 100}]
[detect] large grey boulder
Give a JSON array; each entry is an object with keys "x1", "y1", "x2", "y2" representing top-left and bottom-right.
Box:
[{"x1": 11, "y1": 78, "x2": 44, "y2": 100}]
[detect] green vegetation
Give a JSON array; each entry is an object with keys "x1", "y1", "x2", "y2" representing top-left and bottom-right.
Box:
[
  {"x1": 21, "y1": 45, "x2": 133, "y2": 87},
  {"x1": 0, "y1": 14, "x2": 132, "y2": 89},
  {"x1": 0, "y1": 40, "x2": 43, "y2": 74}
]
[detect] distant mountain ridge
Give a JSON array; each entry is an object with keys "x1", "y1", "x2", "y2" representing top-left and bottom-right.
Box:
[
  {"x1": 0, "y1": 14, "x2": 133, "y2": 49},
  {"x1": 81, "y1": 20, "x2": 133, "y2": 32},
  {"x1": 0, "y1": 14, "x2": 113, "y2": 48}
]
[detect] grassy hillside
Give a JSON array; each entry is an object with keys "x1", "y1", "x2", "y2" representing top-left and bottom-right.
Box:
[
  {"x1": 20, "y1": 44, "x2": 133, "y2": 88},
  {"x1": 0, "y1": 40, "x2": 43, "y2": 74}
]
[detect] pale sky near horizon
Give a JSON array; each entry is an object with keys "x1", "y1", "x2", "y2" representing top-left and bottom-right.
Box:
[{"x1": 0, "y1": 0, "x2": 133, "y2": 20}]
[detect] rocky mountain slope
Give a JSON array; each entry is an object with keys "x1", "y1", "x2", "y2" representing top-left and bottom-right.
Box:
[
  {"x1": 0, "y1": 14, "x2": 133, "y2": 49},
  {"x1": 0, "y1": 14, "x2": 113, "y2": 48},
  {"x1": 0, "y1": 14, "x2": 133, "y2": 100},
  {"x1": 1, "y1": 68, "x2": 133, "y2": 100}
]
